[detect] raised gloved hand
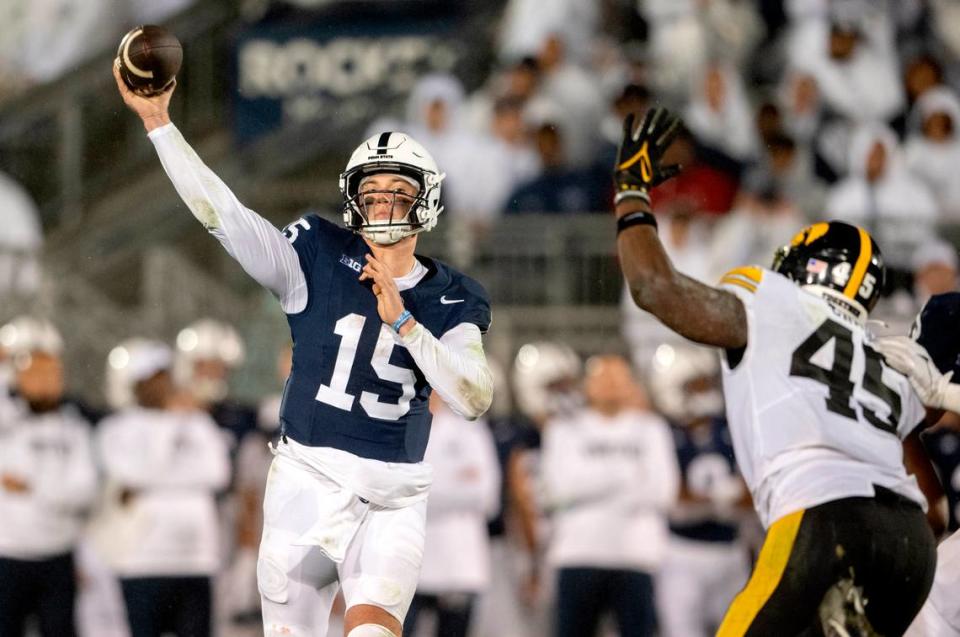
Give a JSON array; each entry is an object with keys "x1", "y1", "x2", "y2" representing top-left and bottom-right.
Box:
[
  {"x1": 875, "y1": 335, "x2": 959, "y2": 411},
  {"x1": 614, "y1": 107, "x2": 682, "y2": 205}
]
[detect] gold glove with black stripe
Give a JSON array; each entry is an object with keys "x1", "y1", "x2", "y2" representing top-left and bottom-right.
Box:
[{"x1": 614, "y1": 107, "x2": 682, "y2": 205}]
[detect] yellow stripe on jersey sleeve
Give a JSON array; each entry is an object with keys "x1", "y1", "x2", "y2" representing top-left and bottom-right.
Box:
[
  {"x1": 720, "y1": 276, "x2": 758, "y2": 294},
  {"x1": 719, "y1": 266, "x2": 762, "y2": 294},
  {"x1": 723, "y1": 266, "x2": 763, "y2": 284}
]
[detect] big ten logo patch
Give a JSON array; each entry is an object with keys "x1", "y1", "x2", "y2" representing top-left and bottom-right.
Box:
[{"x1": 340, "y1": 254, "x2": 362, "y2": 273}]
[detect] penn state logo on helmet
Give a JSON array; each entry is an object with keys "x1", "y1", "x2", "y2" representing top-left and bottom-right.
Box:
[
  {"x1": 772, "y1": 221, "x2": 885, "y2": 323},
  {"x1": 339, "y1": 132, "x2": 445, "y2": 245}
]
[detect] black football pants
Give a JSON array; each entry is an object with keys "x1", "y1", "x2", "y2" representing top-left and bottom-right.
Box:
[{"x1": 718, "y1": 486, "x2": 936, "y2": 636}]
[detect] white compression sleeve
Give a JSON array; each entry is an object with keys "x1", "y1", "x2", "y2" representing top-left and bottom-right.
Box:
[
  {"x1": 346, "y1": 625, "x2": 395, "y2": 637},
  {"x1": 148, "y1": 123, "x2": 308, "y2": 313},
  {"x1": 942, "y1": 384, "x2": 960, "y2": 414},
  {"x1": 397, "y1": 322, "x2": 493, "y2": 420}
]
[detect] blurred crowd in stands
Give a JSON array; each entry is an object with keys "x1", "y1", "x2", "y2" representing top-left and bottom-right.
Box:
[{"x1": 3, "y1": 1, "x2": 960, "y2": 636}]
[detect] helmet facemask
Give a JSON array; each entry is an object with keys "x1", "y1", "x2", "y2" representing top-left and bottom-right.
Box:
[{"x1": 342, "y1": 168, "x2": 434, "y2": 245}]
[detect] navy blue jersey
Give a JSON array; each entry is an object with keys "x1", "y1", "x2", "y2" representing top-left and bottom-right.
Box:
[
  {"x1": 922, "y1": 428, "x2": 960, "y2": 532},
  {"x1": 669, "y1": 417, "x2": 740, "y2": 543},
  {"x1": 278, "y1": 215, "x2": 491, "y2": 463}
]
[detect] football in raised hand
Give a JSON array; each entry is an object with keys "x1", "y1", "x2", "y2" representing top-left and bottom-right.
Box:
[{"x1": 116, "y1": 25, "x2": 182, "y2": 96}]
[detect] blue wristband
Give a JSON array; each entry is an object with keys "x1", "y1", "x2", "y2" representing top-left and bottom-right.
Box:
[{"x1": 392, "y1": 309, "x2": 413, "y2": 333}]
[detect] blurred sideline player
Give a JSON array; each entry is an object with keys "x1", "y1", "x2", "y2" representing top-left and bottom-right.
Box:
[
  {"x1": 469, "y1": 357, "x2": 540, "y2": 637},
  {"x1": 0, "y1": 317, "x2": 98, "y2": 637},
  {"x1": 114, "y1": 58, "x2": 493, "y2": 637},
  {"x1": 875, "y1": 293, "x2": 960, "y2": 637},
  {"x1": 173, "y1": 318, "x2": 258, "y2": 446},
  {"x1": 171, "y1": 318, "x2": 260, "y2": 632},
  {"x1": 96, "y1": 338, "x2": 231, "y2": 637},
  {"x1": 403, "y1": 391, "x2": 500, "y2": 637},
  {"x1": 541, "y1": 353, "x2": 677, "y2": 637},
  {"x1": 646, "y1": 343, "x2": 752, "y2": 637},
  {"x1": 509, "y1": 342, "x2": 582, "y2": 612},
  {"x1": 615, "y1": 107, "x2": 937, "y2": 635}
]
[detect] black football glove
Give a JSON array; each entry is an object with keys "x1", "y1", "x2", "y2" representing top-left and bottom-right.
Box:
[{"x1": 614, "y1": 107, "x2": 682, "y2": 205}]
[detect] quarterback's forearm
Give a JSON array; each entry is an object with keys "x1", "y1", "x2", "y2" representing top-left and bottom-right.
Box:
[
  {"x1": 148, "y1": 123, "x2": 307, "y2": 312},
  {"x1": 399, "y1": 322, "x2": 493, "y2": 419},
  {"x1": 616, "y1": 201, "x2": 747, "y2": 349}
]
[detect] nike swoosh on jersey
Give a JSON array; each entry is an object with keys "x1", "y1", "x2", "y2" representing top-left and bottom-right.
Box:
[{"x1": 440, "y1": 296, "x2": 465, "y2": 304}]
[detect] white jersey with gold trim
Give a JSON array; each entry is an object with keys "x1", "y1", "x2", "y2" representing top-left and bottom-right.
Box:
[{"x1": 718, "y1": 266, "x2": 926, "y2": 528}]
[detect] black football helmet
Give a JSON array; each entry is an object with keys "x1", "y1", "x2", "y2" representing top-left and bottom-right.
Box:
[{"x1": 772, "y1": 221, "x2": 885, "y2": 321}]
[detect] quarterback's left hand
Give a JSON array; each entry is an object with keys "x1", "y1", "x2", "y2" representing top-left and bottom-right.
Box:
[
  {"x1": 360, "y1": 254, "x2": 408, "y2": 329},
  {"x1": 875, "y1": 336, "x2": 954, "y2": 409}
]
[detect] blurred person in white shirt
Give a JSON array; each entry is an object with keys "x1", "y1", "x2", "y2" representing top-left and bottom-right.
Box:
[
  {"x1": 541, "y1": 354, "x2": 678, "y2": 637},
  {"x1": 405, "y1": 74, "x2": 503, "y2": 223},
  {"x1": 825, "y1": 122, "x2": 938, "y2": 270},
  {"x1": 684, "y1": 62, "x2": 758, "y2": 164},
  {"x1": 788, "y1": 3, "x2": 904, "y2": 126},
  {"x1": 498, "y1": 0, "x2": 598, "y2": 66},
  {"x1": 778, "y1": 69, "x2": 822, "y2": 147},
  {"x1": 646, "y1": 344, "x2": 751, "y2": 637},
  {"x1": 0, "y1": 316, "x2": 97, "y2": 637},
  {"x1": 460, "y1": 57, "x2": 541, "y2": 136},
  {"x1": 485, "y1": 97, "x2": 541, "y2": 210},
  {"x1": 904, "y1": 87, "x2": 960, "y2": 220},
  {"x1": 530, "y1": 33, "x2": 606, "y2": 170},
  {"x1": 403, "y1": 392, "x2": 500, "y2": 637},
  {"x1": 96, "y1": 339, "x2": 230, "y2": 637},
  {"x1": 639, "y1": 0, "x2": 763, "y2": 103}
]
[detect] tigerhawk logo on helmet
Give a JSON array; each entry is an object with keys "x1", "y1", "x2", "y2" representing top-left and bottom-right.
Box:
[
  {"x1": 339, "y1": 131, "x2": 446, "y2": 246},
  {"x1": 772, "y1": 220, "x2": 885, "y2": 324}
]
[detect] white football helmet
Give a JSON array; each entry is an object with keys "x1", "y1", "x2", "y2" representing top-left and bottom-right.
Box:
[
  {"x1": 0, "y1": 316, "x2": 63, "y2": 359},
  {"x1": 174, "y1": 318, "x2": 245, "y2": 403},
  {"x1": 105, "y1": 338, "x2": 173, "y2": 410},
  {"x1": 339, "y1": 131, "x2": 445, "y2": 245},
  {"x1": 512, "y1": 341, "x2": 582, "y2": 421},
  {"x1": 647, "y1": 342, "x2": 724, "y2": 424}
]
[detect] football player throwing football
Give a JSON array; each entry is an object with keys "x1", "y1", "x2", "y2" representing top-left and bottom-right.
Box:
[{"x1": 114, "y1": 64, "x2": 493, "y2": 637}]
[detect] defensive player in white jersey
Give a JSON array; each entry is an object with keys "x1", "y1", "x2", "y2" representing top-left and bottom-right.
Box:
[
  {"x1": 613, "y1": 107, "x2": 937, "y2": 635},
  {"x1": 114, "y1": 60, "x2": 493, "y2": 637}
]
